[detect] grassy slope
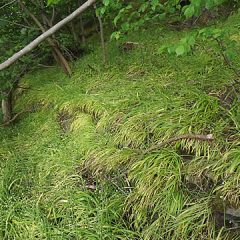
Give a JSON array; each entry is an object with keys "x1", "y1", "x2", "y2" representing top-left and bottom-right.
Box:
[{"x1": 0, "y1": 12, "x2": 240, "y2": 240}]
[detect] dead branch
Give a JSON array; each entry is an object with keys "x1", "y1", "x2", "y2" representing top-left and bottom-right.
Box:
[{"x1": 145, "y1": 134, "x2": 214, "y2": 153}]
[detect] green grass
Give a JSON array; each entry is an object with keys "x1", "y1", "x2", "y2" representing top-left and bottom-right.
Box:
[{"x1": 0, "y1": 11, "x2": 240, "y2": 240}]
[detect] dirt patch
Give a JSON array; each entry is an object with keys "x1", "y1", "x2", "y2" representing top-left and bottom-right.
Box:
[
  {"x1": 57, "y1": 111, "x2": 74, "y2": 133},
  {"x1": 76, "y1": 165, "x2": 97, "y2": 191}
]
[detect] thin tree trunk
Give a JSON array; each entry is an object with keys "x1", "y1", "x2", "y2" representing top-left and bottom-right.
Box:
[
  {"x1": 70, "y1": 21, "x2": 79, "y2": 43},
  {"x1": 0, "y1": 0, "x2": 96, "y2": 71},
  {"x1": 1, "y1": 90, "x2": 12, "y2": 123},
  {"x1": 68, "y1": 6, "x2": 79, "y2": 43},
  {"x1": 53, "y1": 46, "x2": 72, "y2": 75},
  {"x1": 94, "y1": 4, "x2": 107, "y2": 64},
  {"x1": 78, "y1": 0, "x2": 86, "y2": 44},
  {"x1": 1, "y1": 63, "x2": 29, "y2": 125},
  {"x1": 79, "y1": 14, "x2": 86, "y2": 44},
  {"x1": 18, "y1": 0, "x2": 72, "y2": 76}
]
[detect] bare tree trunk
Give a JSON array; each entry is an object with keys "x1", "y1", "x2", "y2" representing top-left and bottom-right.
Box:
[
  {"x1": 94, "y1": 4, "x2": 107, "y2": 64},
  {"x1": 1, "y1": 64, "x2": 30, "y2": 125},
  {"x1": 79, "y1": 14, "x2": 86, "y2": 44},
  {"x1": 18, "y1": 0, "x2": 72, "y2": 76},
  {"x1": 53, "y1": 46, "x2": 72, "y2": 75},
  {"x1": 68, "y1": 6, "x2": 80, "y2": 43},
  {"x1": 1, "y1": 90, "x2": 12, "y2": 123},
  {"x1": 0, "y1": 0, "x2": 95, "y2": 71},
  {"x1": 78, "y1": 0, "x2": 86, "y2": 44},
  {"x1": 71, "y1": 21, "x2": 79, "y2": 43}
]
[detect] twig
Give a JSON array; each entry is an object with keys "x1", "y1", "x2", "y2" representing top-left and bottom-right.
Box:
[
  {"x1": 124, "y1": 174, "x2": 132, "y2": 193},
  {"x1": 145, "y1": 134, "x2": 214, "y2": 154},
  {"x1": 214, "y1": 38, "x2": 240, "y2": 101},
  {"x1": 16, "y1": 85, "x2": 41, "y2": 91},
  {"x1": 87, "y1": 64, "x2": 98, "y2": 72},
  {"x1": 214, "y1": 38, "x2": 240, "y2": 82},
  {"x1": 50, "y1": 6, "x2": 55, "y2": 25},
  {"x1": 0, "y1": 0, "x2": 16, "y2": 10},
  {"x1": 105, "y1": 175, "x2": 127, "y2": 194},
  {"x1": 37, "y1": 63, "x2": 55, "y2": 68},
  {"x1": 0, "y1": 18, "x2": 38, "y2": 30},
  {"x1": 16, "y1": 86, "x2": 30, "y2": 90}
]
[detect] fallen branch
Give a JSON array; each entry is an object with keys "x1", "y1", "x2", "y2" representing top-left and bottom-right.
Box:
[
  {"x1": 0, "y1": 0, "x2": 95, "y2": 71},
  {"x1": 145, "y1": 134, "x2": 214, "y2": 154}
]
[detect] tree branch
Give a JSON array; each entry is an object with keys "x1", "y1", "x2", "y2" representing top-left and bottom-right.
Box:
[
  {"x1": 0, "y1": 0, "x2": 16, "y2": 10},
  {"x1": 0, "y1": 18, "x2": 37, "y2": 30},
  {"x1": 50, "y1": 6, "x2": 55, "y2": 26},
  {"x1": 145, "y1": 134, "x2": 214, "y2": 154},
  {"x1": 0, "y1": 0, "x2": 96, "y2": 71},
  {"x1": 214, "y1": 38, "x2": 240, "y2": 82}
]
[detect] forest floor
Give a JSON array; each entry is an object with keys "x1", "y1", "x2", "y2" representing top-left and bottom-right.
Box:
[{"x1": 0, "y1": 10, "x2": 240, "y2": 240}]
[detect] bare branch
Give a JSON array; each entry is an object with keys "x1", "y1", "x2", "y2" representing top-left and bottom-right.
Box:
[
  {"x1": 0, "y1": 18, "x2": 37, "y2": 29},
  {"x1": 214, "y1": 38, "x2": 240, "y2": 82},
  {"x1": 145, "y1": 134, "x2": 214, "y2": 153}
]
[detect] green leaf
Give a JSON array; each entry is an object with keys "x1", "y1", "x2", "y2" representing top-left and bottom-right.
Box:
[
  {"x1": 167, "y1": 46, "x2": 176, "y2": 54},
  {"x1": 47, "y1": 0, "x2": 61, "y2": 5},
  {"x1": 100, "y1": 7, "x2": 106, "y2": 15},
  {"x1": 139, "y1": 3, "x2": 149, "y2": 13},
  {"x1": 110, "y1": 31, "x2": 121, "y2": 40},
  {"x1": 151, "y1": 0, "x2": 159, "y2": 11},
  {"x1": 159, "y1": 13, "x2": 166, "y2": 20},
  {"x1": 188, "y1": 36, "x2": 196, "y2": 46},
  {"x1": 114, "y1": 14, "x2": 121, "y2": 26},
  {"x1": 175, "y1": 45, "x2": 185, "y2": 56},
  {"x1": 158, "y1": 45, "x2": 167, "y2": 54},
  {"x1": 184, "y1": 5, "x2": 195, "y2": 18},
  {"x1": 192, "y1": 0, "x2": 201, "y2": 8},
  {"x1": 205, "y1": 0, "x2": 214, "y2": 9},
  {"x1": 121, "y1": 22, "x2": 130, "y2": 31},
  {"x1": 103, "y1": 0, "x2": 110, "y2": 6}
]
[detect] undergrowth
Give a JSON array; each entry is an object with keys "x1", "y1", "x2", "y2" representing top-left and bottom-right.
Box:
[{"x1": 0, "y1": 11, "x2": 240, "y2": 240}]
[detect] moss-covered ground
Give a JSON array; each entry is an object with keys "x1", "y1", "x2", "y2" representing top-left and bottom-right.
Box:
[{"x1": 0, "y1": 11, "x2": 240, "y2": 240}]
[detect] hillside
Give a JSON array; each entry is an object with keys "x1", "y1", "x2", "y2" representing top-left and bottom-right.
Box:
[{"x1": 0, "y1": 11, "x2": 240, "y2": 240}]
